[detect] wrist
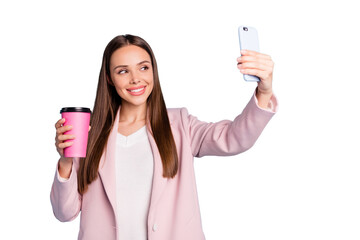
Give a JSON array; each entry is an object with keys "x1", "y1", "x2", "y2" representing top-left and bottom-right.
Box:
[
  {"x1": 58, "y1": 157, "x2": 73, "y2": 179},
  {"x1": 256, "y1": 87, "x2": 273, "y2": 97},
  {"x1": 255, "y1": 88, "x2": 273, "y2": 109},
  {"x1": 59, "y1": 157, "x2": 73, "y2": 165}
]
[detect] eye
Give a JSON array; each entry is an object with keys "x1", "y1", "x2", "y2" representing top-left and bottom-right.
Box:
[
  {"x1": 141, "y1": 66, "x2": 149, "y2": 71},
  {"x1": 118, "y1": 69, "x2": 127, "y2": 74}
]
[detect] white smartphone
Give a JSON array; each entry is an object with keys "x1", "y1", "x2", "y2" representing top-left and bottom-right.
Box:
[{"x1": 238, "y1": 26, "x2": 260, "y2": 82}]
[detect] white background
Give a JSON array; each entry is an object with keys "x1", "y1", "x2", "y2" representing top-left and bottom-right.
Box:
[{"x1": 1, "y1": 0, "x2": 359, "y2": 239}]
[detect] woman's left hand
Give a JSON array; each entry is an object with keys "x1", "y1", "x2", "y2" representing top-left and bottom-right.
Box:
[{"x1": 237, "y1": 49, "x2": 274, "y2": 95}]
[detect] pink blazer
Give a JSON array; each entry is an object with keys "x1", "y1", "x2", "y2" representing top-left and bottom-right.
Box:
[{"x1": 50, "y1": 93, "x2": 277, "y2": 240}]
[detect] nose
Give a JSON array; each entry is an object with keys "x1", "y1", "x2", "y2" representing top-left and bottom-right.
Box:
[{"x1": 130, "y1": 72, "x2": 140, "y2": 84}]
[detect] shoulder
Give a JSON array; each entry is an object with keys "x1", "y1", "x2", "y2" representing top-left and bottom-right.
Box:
[
  {"x1": 167, "y1": 107, "x2": 188, "y2": 116},
  {"x1": 166, "y1": 107, "x2": 191, "y2": 125}
]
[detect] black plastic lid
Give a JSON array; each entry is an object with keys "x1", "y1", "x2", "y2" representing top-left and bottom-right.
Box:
[{"x1": 60, "y1": 107, "x2": 91, "y2": 113}]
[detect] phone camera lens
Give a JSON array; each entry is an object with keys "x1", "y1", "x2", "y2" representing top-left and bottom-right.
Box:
[{"x1": 243, "y1": 27, "x2": 248, "y2": 31}]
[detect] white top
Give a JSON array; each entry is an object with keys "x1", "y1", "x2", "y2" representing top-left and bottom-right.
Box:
[{"x1": 115, "y1": 125, "x2": 154, "y2": 240}]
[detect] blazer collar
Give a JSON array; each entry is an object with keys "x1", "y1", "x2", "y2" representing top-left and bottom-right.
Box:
[{"x1": 98, "y1": 107, "x2": 168, "y2": 219}]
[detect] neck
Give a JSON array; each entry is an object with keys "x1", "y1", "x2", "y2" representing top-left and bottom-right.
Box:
[{"x1": 119, "y1": 102, "x2": 147, "y2": 124}]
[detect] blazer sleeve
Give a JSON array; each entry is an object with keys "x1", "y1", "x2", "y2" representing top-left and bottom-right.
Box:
[
  {"x1": 182, "y1": 92, "x2": 278, "y2": 157},
  {"x1": 50, "y1": 158, "x2": 82, "y2": 222}
]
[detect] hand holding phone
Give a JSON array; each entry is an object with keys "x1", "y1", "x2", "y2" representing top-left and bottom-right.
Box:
[
  {"x1": 238, "y1": 26, "x2": 260, "y2": 82},
  {"x1": 237, "y1": 26, "x2": 275, "y2": 106}
]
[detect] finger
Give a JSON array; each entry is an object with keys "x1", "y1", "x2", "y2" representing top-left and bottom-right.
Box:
[
  {"x1": 58, "y1": 141, "x2": 74, "y2": 149},
  {"x1": 57, "y1": 134, "x2": 76, "y2": 142},
  {"x1": 238, "y1": 61, "x2": 273, "y2": 72},
  {"x1": 240, "y1": 50, "x2": 272, "y2": 60},
  {"x1": 55, "y1": 118, "x2": 65, "y2": 129},
  {"x1": 237, "y1": 55, "x2": 256, "y2": 62},
  {"x1": 238, "y1": 55, "x2": 271, "y2": 63},
  {"x1": 55, "y1": 142, "x2": 70, "y2": 157},
  {"x1": 56, "y1": 125, "x2": 73, "y2": 135},
  {"x1": 237, "y1": 53, "x2": 273, "y2": 65},
  {"x1": 240, "y1": 68, "x2": 270, "y2": 80},
  {"x1": 55, "y1": 143, "x2": 64, "y2": 156},
  {"x1": 238, "y1": 56, "x2": 274, "y2": 68}
]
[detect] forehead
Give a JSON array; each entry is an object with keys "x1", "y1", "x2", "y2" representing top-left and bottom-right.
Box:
[{"x1": 110, "y1": 45, "x2": 151, "y2": 66}]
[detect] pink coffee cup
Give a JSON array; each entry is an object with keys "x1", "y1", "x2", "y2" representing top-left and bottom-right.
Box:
[{"x1": 60, "y1": 107, "x2": 91, "y2": 158}]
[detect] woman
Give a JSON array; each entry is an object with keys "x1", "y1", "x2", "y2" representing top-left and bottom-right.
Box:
[{"x1": 51, "y1": 34, "x2": 278, "y2": 240}]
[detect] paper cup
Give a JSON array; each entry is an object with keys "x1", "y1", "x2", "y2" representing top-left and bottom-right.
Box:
[{"x1": 60, "y1": 107, "x2": 91, "y2": 158}]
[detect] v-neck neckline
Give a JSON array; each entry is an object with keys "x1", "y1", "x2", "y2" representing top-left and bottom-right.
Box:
[{"x1": 116, "y1": 125, "x2": 147, "y2": 147}]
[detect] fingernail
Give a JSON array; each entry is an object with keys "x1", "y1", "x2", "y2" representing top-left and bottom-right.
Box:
[{"x1": 241, "y1": 50, "x2": 246, "y2": 54}]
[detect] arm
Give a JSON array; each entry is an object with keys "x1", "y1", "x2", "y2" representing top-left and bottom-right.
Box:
[
  {"x1": 50, "y1": 157, "x2": 82, "y2": 222},
  {"x1": 187, "y1": 49, "x2": 277, "y2": 157},
  {"x1": 51, "y1": 118, "x2": 82, "y2": 222},
  {"x1": 184, "y1": 92, "x2": 277, "y2": 157}
]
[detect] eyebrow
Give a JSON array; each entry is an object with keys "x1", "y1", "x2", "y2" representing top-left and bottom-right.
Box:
[{"x1": 113, "y1": 60, "x2": 151, "y2": 71}]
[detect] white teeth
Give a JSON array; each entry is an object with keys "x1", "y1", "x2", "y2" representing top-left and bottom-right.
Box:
[{"x1": 129, "y1": 87, "x2": 144, "y2": 93}]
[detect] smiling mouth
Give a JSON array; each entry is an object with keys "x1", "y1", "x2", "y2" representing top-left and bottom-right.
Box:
[
  {"x1": 126, "y1": 86, "x2": 146, "y2": 96},
  {"x1": 127, "y1": 87, "x2": 145, "y2": 93}
]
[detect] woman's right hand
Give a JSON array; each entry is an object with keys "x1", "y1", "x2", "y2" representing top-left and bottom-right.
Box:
[{"x1": 55, "y1": 118, "x2": 75, "y2": 164}]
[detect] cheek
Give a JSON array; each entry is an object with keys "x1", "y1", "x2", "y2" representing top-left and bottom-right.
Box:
[
  {"x1": 146, "y1": 73, "x2": 154, "y2": 86},
  {"x1": 112, "y1": 79, "x2": 128, "y2": 96},
  {"x1": 147, "y1": 79, "x2": 154, "y2": 92},
  {"x1": 112, "y1": 76, "x2": 126, "y2": 89},
  {"x1": 114, "y1": 86, "x2": 126, "y2": 99}
]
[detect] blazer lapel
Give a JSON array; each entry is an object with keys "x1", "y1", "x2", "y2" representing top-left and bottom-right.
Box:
[
  {"x1": 98, "y1": 109, "x2": 120, "y2": 216},
  {"x1": 146, "y1": 128, "x2": 168, "y2": 217}
]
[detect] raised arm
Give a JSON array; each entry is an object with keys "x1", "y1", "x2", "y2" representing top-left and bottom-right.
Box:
[
  {"x1": 186, "y1": 49, "x2": 277, "y2": 157},
  {"x1": 183, "y1": 92, "x2": 277, "y2": 158}
]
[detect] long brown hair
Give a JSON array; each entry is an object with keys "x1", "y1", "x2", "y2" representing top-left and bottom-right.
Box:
[{"x1": 78, "y1": 34, "x2": 178, "y2": 195}]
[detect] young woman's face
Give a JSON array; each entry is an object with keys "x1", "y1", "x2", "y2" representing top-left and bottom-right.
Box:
[{"x1": 109, "y1": 45, "x2": 154, "y2": 108}]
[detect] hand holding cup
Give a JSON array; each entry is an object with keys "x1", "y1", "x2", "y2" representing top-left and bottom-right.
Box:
[{"x1": 55, "y1": 118, "x2": 75, "y2": 158}]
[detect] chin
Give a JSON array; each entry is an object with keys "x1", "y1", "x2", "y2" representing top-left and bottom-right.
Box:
[{"x1": 123, "y1": 97, "x2": 148, "y2": 107}]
